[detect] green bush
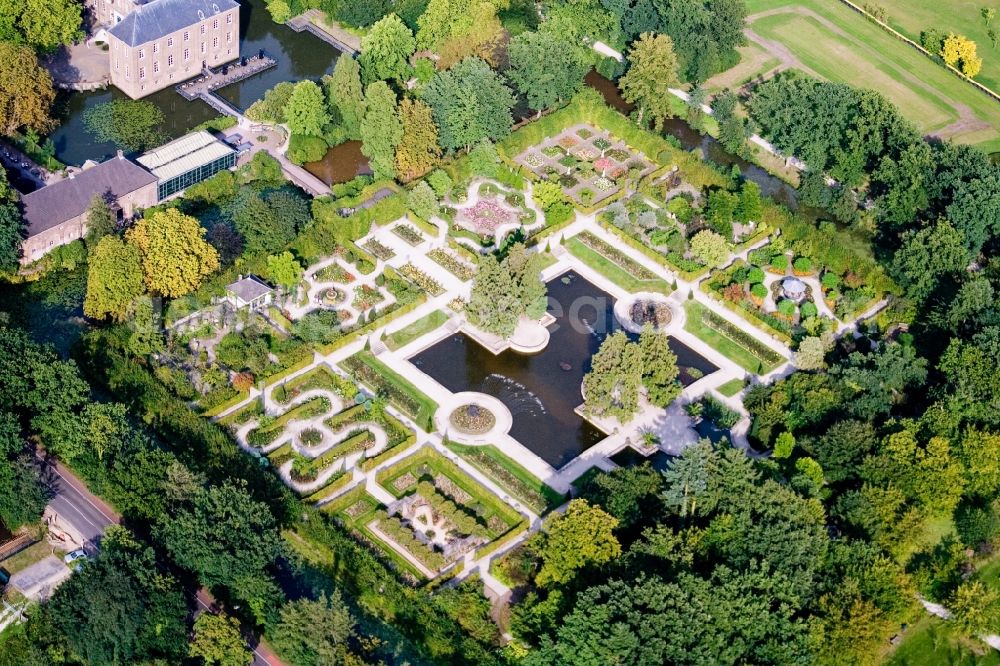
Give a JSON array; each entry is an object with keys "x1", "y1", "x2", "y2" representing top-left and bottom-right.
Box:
[
  {"x1": 750, "y1": 283, "x2": 768, "y2": 299},
  {"x1": 821, "y1": 272, "x2": 840, "y2": 289},
  {"x1": 770, "y1": 255, "x2": 788, "y2": 271},
  {"x1": 287, "y1": 134, "x2": 329, "y2": 165},
  {"x1": 747, "y1": 266, "x2": 765, "y2": 284},
  {"x1": 777, "y1": 299, "x2": 796, "y2": 316},
  {"x1": 792, "y1": 256, "x2": 812, "y2": 273},
  {"x1": 800, "y1": 301, "x2": 818, "y2": 318}
]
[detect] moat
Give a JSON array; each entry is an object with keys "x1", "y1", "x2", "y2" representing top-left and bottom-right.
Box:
[{"x1": 411, "y1": 272, "x2": 717, "y2": 468}]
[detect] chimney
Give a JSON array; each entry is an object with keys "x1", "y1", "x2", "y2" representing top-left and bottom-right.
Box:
[{"x1": 116, "y1": 150, "x2": 124, "y2": 160}]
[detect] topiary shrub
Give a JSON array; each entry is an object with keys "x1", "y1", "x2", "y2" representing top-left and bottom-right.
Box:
[
  {"x1": 793, "y1": 256, "x2": 813, "y2": 274},
  {"x1": 821, "y1": 272, "x2": 840, "y2": 289},
  {"x1": 770, "y1": 255, "x2": 788, "y2": 271},
  {"x1": 800, "y1": 301, "x2": 818, "y2": 318},
  {"x1": 747, "y1": 266, "x2": 765, "y2": 284},
  {"x1": 777, "y1": 299, "x2": 796, "y2": 316},
  {"x1": 750, "y1": 283, "x2": 768, "y2": 299}
]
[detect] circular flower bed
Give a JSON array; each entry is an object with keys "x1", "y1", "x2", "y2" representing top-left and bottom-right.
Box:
[
  {"x1": 300, "y1": 428, "x2": 323, "y2": 446},
  {"x1": 457, "y1": 200, "x2": 514, "y2": 235},
  {"x1": 630, "y1": 300, "x2": 672, "y2": 329},
  {"x1": 449, "y1": 404, "x2": 496, "y2": 435}
]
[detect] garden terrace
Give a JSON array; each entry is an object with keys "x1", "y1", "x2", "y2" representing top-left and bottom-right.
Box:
[
  {"x1": 565, "y1": 231, "x2": 674, "y2": 295},
  {"x1": 398, "y1": 263, "x2": 444, "y2": 296},
  {"x1": 682, "y1": 301, "x2": 785, "y2": 373},
  {"x1": 513, "y1": 123, "x2": 655, "y2": 206},
  {"x1": 341, "y1": 350, "x2": 439, "y2": 430},
  {"x1": 599, "y1": 194, "x2": 710, "y2": 277},
  {"x1": 445, "y1": 440, "x2": 565, "y2": 514}
]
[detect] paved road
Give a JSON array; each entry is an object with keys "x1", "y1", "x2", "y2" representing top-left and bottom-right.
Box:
[
  {"x1": 196, "y1": 589, "x2": 286, "y2": 666},
  {"x1": 41, "y1": 456, "x2": 119, "y2": 547}
]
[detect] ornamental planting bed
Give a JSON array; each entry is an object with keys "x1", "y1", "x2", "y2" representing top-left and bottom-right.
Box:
[
  {"x1": 514, "y1": 123, "x2": 654, "y2": 205},
  {"x1": 392, "y1": 223, "x2": 424, "y2": 246},
  {"x1": 398, "y1": 263, "x2": 444, "y2": 296},
  {"x1": 427, "y1": 249, "x2": 475, "y2": 281}
]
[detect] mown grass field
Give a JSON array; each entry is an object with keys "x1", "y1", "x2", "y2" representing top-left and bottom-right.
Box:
[
  {"x1": 876, "y1": 0, "x2": 1000, "y2": 93},
  {"x1": 734, "y1": 0, "x2": 1000, "y2": 152}
]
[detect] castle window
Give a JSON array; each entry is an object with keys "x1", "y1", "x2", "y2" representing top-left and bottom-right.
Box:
[
  {"x1": 167, "y1": 37, "x2": 173, "y2": 47},
  {"x1": 200, "y1": 42, "x2": 206, "y2": 54},
  {"x1": 139, "y1": 67, "x2": 145, "y2": 79},
  {"x1": 138, "y1": 48, "x2": 144, "y2": 59},
  {"x1": 200, "y1": 25, "x2": 206, "y2": 34},
  {"x1": 153, "y1": 43, "x2": 158, "y2": 54},
  {"x1": 168, "y1": 54, "x2": 174, "y2": 65},
  {"x1": 226, "y1": 31, "x2": 232, "y2": 43},
  {"x1": 213, "y1": 19, "x2": 218, "y2": 29},
  {"x1": 153, "y1": 61, "x2": 159, "y2": 73},
  {"x1": 184, "y1": 31, "x2": 189, "y2": 41},
  {"x1": 213, "y1": 36, "x2": 218, "y2": 48},
  {"x1": 183, "y1": 48, "x2": 189, "y2": 60},
  {"x1": 227, "y1": 13, "x2": 233, "y2": 23}
]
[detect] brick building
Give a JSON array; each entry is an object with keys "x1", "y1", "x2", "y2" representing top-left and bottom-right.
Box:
[
  {"x1": 19, "y1": 155, "x2": 158, "y2": 265},
  {"x1": 106, "y1": 0, "x2": 240, "y2": 98}
]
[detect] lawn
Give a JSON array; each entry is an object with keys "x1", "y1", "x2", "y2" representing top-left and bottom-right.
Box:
[
  {"x1": 716, "y1": 378, "x2": 746, "y2": 397},
  {"x1": 384, "y1": 310, "x2": 449, "y2": 351},
  {"x1": 740, "y1": 0, "x2": 1000, "y2": 151},
  {"x1": 0, "y1": 540, "x2": 59, "y2": 575},
  {"x1": 875, "y1": 0, "x2": 1000, "y2": 94},
  {"x1": 884, "y1": 613, "x2": 1000, "y2": 665},
  {"x1": 683, "y1": 301, "x2": 783, "y2": 373},
  {"x1": 565, "y1": 236, "x2": 674, "y2": 295},
  {"x1": 445, "y1": 440, "x2": 566, "y2": 514},
  {"x1": 705, "y1": 42, "x2": 781, "y2": 92}
]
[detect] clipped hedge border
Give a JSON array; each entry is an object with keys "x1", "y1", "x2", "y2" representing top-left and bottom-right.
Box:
[
  {"x1": 303, "y1": 471, "x2": 355, "y2": 503},
  {"x1": 699, "y1": 308, "x2": 785, "y2": 367},
  {"x1": 201, "y1": 389, "x2": 251, "y2": 418}
]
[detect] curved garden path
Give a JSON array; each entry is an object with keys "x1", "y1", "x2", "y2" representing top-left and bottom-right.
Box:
[
  {"x1": 285, "y1": 255, "x2": 397, "y2": 326},
  {"x1": 232, "y1": 386, "x2": 391, "y2": 495}
]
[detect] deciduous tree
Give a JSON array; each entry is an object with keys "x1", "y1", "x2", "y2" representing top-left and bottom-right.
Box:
[
  {"x1": 284, "y1": 80, "x2": 331, "y2": 137},
  {"x1": 360, "y1": 13, "x2": 415, "y2": 85},
  {"x1": 270, "y1": 593, "x2": 358, "y2": 666},
  {"x1": 126, "y1": 209, "x2": 219, "y2": 298},
  {"x1": 325, "y1": 56, "x2": 365, "y2": 139},
  {"x1": 189, "y1": 613, "x2": 252, "y2": 666},
  {"x1": 359, "y1": 81, "x2": 403, "y2": 180},
  {"x1": 0, "y1": 42, "x2": 55, "y2": 136},
  {"x1": 690, "y1": 229, "x2": 729, "y2": 267},
  {"x1": 422, "y1": 57, "x2": 515, "y2": 151},
  {"x1": 84, "y1": 235, "x2": 145, "y2": 321},
  {"x1": 395, "y1": 97, "x2": 440, "y2": 181},
  {"x1": 506, "y1": 31, "x2": 588, "y2": 114},
  {"x1": 265, "y1": 251, "x2": 303, "y2": 289},
  {"x1": 619, "y1": 32, "x2": 679, "y2": 130},
  {"x1": 535, "y1": 499, "x2": 621, "y2": 586}
]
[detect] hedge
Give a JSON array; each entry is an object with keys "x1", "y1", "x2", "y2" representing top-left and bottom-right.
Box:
[
  {"x1": 201, "y1": 389, "x2": 252, "y2": 418},
  {"x1": 303, "y1": 471, "x2": 355, "y2": 503}
]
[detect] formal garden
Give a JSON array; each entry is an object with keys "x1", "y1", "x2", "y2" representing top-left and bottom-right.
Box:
[
  {"x1": 320, "y1": 446, "x2": 527, "y2": 580},
  {"x1": 514, "y1": 123, "x2": 655, "y2": 206}
]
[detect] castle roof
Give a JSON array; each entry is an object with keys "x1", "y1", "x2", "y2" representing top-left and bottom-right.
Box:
[{"x1": 108, "y1": 0, "x2": 239, "y2": 47}]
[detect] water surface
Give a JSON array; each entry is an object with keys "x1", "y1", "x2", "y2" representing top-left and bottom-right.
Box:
[{"x1": 411, "y1": 272, "x2": 717, "y2": 468}]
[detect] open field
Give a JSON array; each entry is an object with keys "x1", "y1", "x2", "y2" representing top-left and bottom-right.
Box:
[
  {"x1": 737, "y1": 0, "x2": 1000, "y2": 151},
  {"x1": 876, "y1": 0, "x2": 1000, "y2": 94},
  {"x1": 883, "y1": 613, "x2": 1000, "y2": 665},
  {"x1": 704, "y1": 43, "x2": 781, "y2": 92}
]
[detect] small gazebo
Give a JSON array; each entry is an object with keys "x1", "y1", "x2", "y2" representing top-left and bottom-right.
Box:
[{"x1": 781, "y1": 277, "x2": 807, "y2": 302}]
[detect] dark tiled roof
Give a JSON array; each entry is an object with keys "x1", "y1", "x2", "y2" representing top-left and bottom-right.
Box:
[
  {"x1": 21, "y1": 157, "x2": 157, "y2": 238},
  {"x1": 108, "y1": 0, "x2": 239, "y2": 47},
  {"x1": 226, "y1": 275, "x2": 273, "y2": 303}
]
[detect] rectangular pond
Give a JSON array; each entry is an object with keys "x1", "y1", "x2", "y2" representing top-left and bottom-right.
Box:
[{"x1": 410, "y1": 271, "x2": 717, "y2": 468}]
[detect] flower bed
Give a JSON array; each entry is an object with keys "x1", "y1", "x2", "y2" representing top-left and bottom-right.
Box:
[
  {"x1": 593, "y1": 157, "x2": 615, "y2": 173},
  {"x1": 247, "y1": 396, "x2": 331, "y2": 447},
  {"x1": 574, "y1": 146, "x2": 598, "y2": 161},
  {"x1": 314, "y1": 263, "x2": 355, "y2": 284},
  {"x1": 398, "y1": 263, "x2": 444, "y2": 296},
  {"x1": 341, "y1": 351, "x2": 438, "y2": 427},
  {"x1": 414, "y1": 481, "x2": 490, "y2": 538},
  {"x1": 427, "y1": 249, "x2": 475, "y2": 281},
  {"x1": 461, "y1": 449, "x2": 549, "y2": 513},
  {"x1": 577, "y1": 231, "x2": 658, "y2": 281},
  {"x1": 541, "y1": 145, "x2": 564, "y2": 158},
  {"x1": 321, "y1": 428, "x2": 377, "y2": 462},
  {"x1": 699, "y1": 308, "x2": 784, "y2": 367},
  {"x1": 449, "y1": 404, "x2": 496, "y2": 435},
  {"x1": 523, "y1": 152, "x2": 544, "y2": 168},
  {"x1": 392, "y1": 224, "x2": 424, "y2": 246},
  {"x1": 457, "y1": 199, "x2": 514, "y2": 235},
  {"x1": 557, "y1": 135, "x2": 578, "y2": 149},
  {"x1": 300, "y1": 428, "x2": 323, "y2": 446},
  {"x1": 630, "y1": 300, "x2": 672, "y2": 328},
  {"x1": 593, "y1": 177, "x2": 615, "y2": 191},
  {"x1": 353, "y1": 284, "x2": 384, "y2": 310},
  {"x1": 362, "y1": 238, "x2": 394, "y2": 261},
  {"x1": 322, "y1": 287, "x2": 346, "y2": 305},
  {"x1": 593, "y1": 137, "x2": 612, "y2": 151}
]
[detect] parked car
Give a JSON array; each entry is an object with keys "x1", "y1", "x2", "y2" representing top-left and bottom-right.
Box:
[{"x1": 63, "y1": 549, "x2": 87, "y2": 571}]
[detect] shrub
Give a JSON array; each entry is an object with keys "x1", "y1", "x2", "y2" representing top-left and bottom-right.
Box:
[
  {"x1": 821, "y1": 272, "x2": 840, "y2": 289},
  {"x1": 770, "y1": 255, "x2": 788, "y2": 271},
  {"x1": 750, "y1": 283, "x2": 768, "y2": 299},
  {"x1": 427, "y1": 169, "x2": 453, "y2": 198},
  {"x1": 792, "y1": 256, "x2": 812, "y2": 273},
  {"x1": 800, "y1": 301, "x2": 818, "y2": 318},
  {"x1": 747, "y1": 266, "x2": 765, "y2": 284},
  {"x1": 777, "y1": 299, "x2": 796, "y2": 316},
  {"x1": 287, "y1": 134, "x2": 329, "y2": 164},
  {"x1": 232, "y1": 372, "x2": 254, "y2": 393}
]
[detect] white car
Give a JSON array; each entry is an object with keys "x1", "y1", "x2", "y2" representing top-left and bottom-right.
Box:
[{"x1": 63, "y1": 549, "x2": 87, "y2": 569}]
